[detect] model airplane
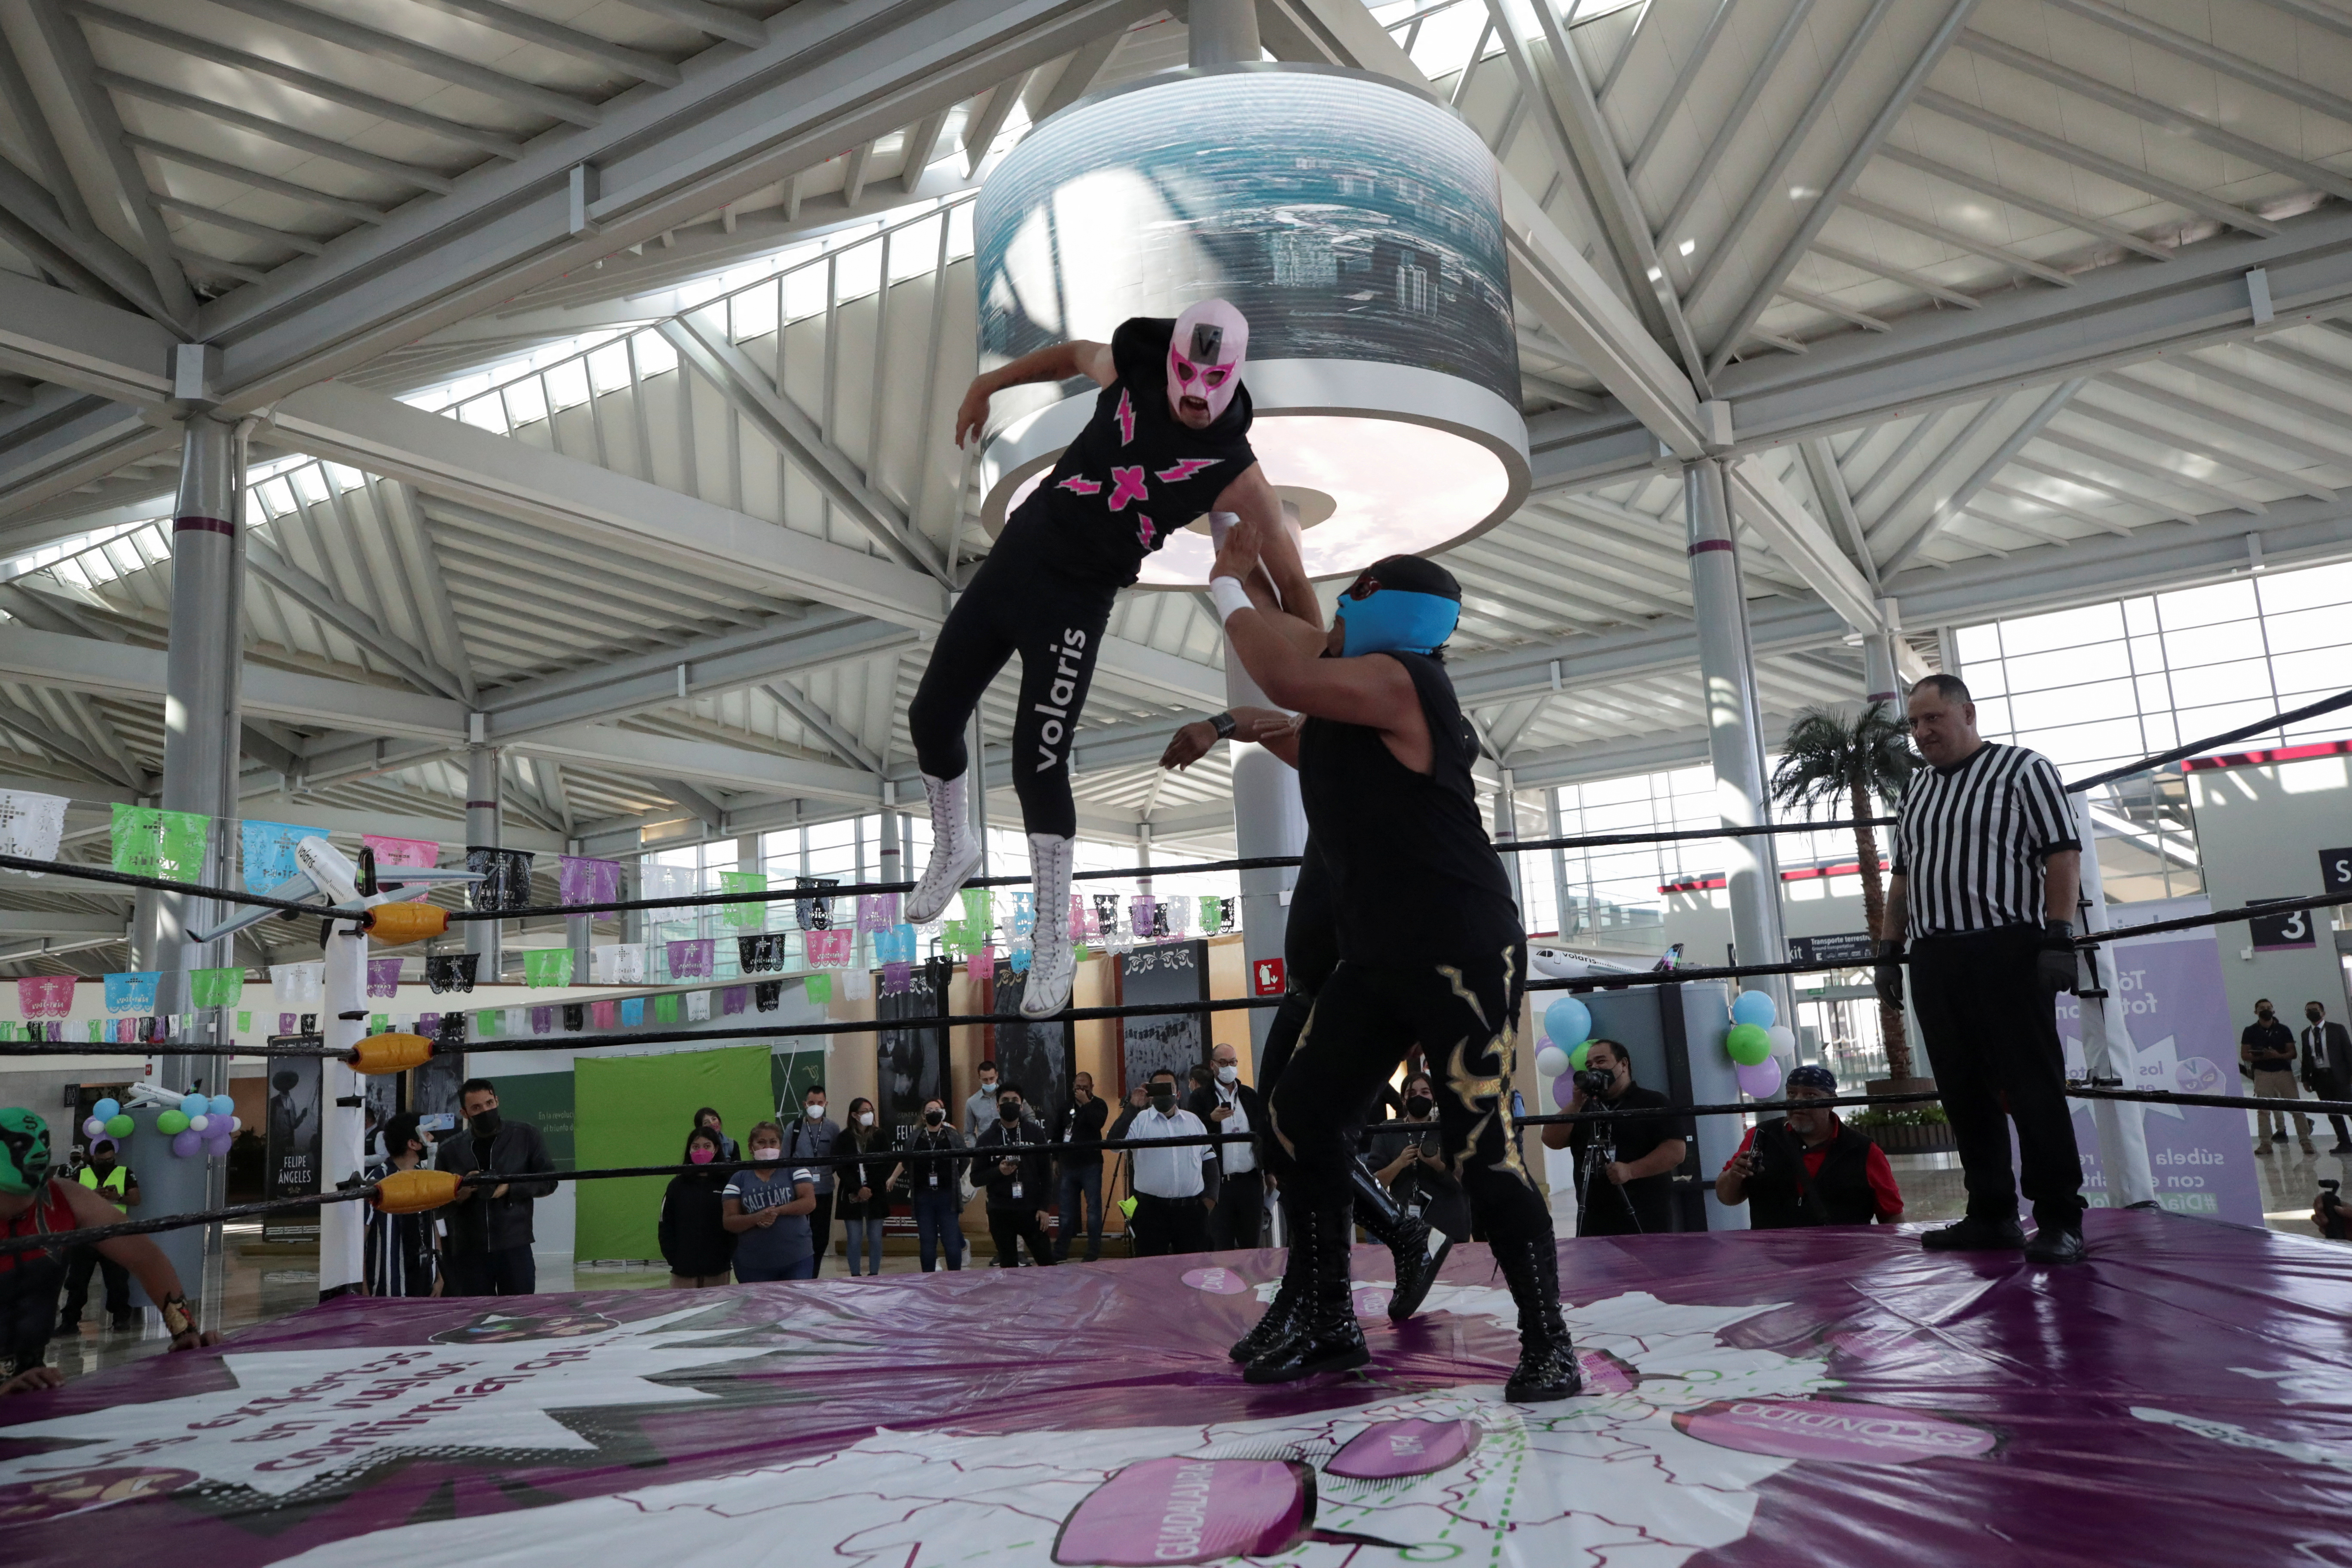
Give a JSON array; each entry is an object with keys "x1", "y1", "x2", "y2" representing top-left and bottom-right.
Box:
[
  {"x1": 192, "y1": 837, "x2": 482, "y2": 944},
  {"x1": 1527, "y1": 941, "x2": 1683, "y2": 982}
]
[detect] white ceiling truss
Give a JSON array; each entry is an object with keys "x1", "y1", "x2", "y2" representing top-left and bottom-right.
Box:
[{"x1": 0, "y1": 0, "x2": 2347, "y2": 973}]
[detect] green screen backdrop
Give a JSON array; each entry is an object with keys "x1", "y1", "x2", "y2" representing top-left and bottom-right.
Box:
[{"x1": 574, "y1": 1045, "x2": 773, "y2": 1262}]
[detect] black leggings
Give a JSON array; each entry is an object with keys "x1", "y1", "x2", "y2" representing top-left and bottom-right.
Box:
[
  {"x1": 1256, "y1": 846, "x2": 1337, "y2": 1182},
  {"x1": 1269, "y1": 938, "x2": 1550, "y2": 1250},
  {"x1": 908, "y1": 526, "x2": 1116, "y2": 840}
]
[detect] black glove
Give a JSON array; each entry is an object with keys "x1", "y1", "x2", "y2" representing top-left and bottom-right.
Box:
[
  {"x1": 2036, "y1": 919, "x2": 2078, "y2": 996},
  {"x1": 1873, "y1": 940, "x2": 1905, "y2": 1010}
]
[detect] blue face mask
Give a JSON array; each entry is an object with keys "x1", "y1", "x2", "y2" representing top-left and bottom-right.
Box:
[{"x1": 1333, "y1": 588, "x2": 1459, "y2": 656}]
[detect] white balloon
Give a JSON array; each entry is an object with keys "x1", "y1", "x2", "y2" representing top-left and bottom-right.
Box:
[
  {"x1": 1767, "y1": 1025, "x2": 1797, "y2": 1060},
  {"x1": 1534, "y1": 1044, "x2": 1571, "y2": 1078},
  {"x1": 229, "y1": 1116, "x2": 242, "y2": 1133},
  {"x1": 187, "y1": 1114, "x2": 209, "y2": 1133}
]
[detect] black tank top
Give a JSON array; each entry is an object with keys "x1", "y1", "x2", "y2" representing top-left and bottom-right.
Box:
[
  {"x1": 1296, "y1": 652, "x2": 1522, "y2": 965},
  {"x1": 1007, "y1": 317, "x2": 1258, "y2": 587}
]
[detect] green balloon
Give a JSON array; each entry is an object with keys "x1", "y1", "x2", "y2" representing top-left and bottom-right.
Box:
[
  {"x1": 103, "y1": 1114, "x2": 133, "y2": 1139},
  {"x1": 156, "y1": 1110, "x2": 189, "y2": 1136},
  {"x1": 1568, "y1": 1041, "x2": 1590, "y2": 1071},
  {"x1": 1725, "y1": 1023, "x2": 1773, "y2": 1066}
]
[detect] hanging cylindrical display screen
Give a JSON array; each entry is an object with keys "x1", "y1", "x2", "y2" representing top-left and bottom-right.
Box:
[{"x1": 975, "y1": 66, "x2": 1529, "y2": 586}]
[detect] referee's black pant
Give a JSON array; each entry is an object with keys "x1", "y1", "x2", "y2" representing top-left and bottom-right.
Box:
[
  {"x1": 1128, "y1": 1192, "x2": 1210, "y2": 1256},
  {"x1": 1910, "y1": 925, "x2": 2086, "y2": 1232}
]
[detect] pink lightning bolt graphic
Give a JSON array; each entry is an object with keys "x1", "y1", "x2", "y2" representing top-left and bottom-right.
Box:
[
  {"x1": 1155, "y1": 457, "x2": 1222, "y2": 484},
  {"x1": 1056, "y1": 475, "x2": 1102, "y2": 496},
  {"x1": 1136, "y1": 517, "x2": 1157, "y2": 548},
  {"x1": 1106, "y1": 466, "x2": 1149, "y2": 511},
  {"x1": 1114, "y1": 389, "x2": 1136, "y2": 445}
]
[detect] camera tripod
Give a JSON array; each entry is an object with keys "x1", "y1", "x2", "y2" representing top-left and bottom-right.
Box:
[{"x1": 1573, "y1": 1124, "x2": 1644, "y2": 1235}]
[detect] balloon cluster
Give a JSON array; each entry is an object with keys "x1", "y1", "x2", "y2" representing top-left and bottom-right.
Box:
[
  {"x1": 80, "y1": 1095, "x2": 240, "y2": 1159},
  {"x1": 1533, "y1": 996, "x2": 1593, "y2": 1111},
  {"x1": 1724, "y1": 991, "x2": 1798, "y2": 1099}
]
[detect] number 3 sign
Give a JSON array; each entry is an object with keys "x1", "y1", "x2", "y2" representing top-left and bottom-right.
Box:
[{"x1": 2250, "y1": 897, "x2": 2318, "y2": 952}]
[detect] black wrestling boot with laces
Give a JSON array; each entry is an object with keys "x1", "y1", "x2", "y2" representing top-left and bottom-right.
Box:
[
  {"x1": 1243, "y1": 1202, "x2": 1369, "y2": 1384},
  {"x1": 1497, "y1": 1235, "x2": 1583, "y2": 1403},
  {"x1": 1229, "y1": 1194, "x2": 1308, "y2": 1363},
  {"x1": 1348, "y1": 1160, "x2": 1451, "y2": 1323}
]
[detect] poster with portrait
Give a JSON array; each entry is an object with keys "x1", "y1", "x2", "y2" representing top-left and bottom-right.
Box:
[
  {"x1": 1118, "y1": 941, "x2": 1209, "y2": 1094},
  {"x1": 876, "y1": 958, "x2": 949, "y2": 1133},
  {"x1": 262, "y1": 1042, "x2": 321, "y2": 1243},
  {"x1": 989, "y1": 957, "x2": 1072, "y2": 1127}
]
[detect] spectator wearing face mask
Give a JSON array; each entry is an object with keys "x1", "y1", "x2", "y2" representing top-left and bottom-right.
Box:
[
  {"x1": 1188, "y1": 1042, "x2": 1269, "y2": 1251},
  {"x1": 364, "y1": 1115, "x2": 440, "y2": 1298},
  {"x1": 1050, "y1": 1072, "x2": 1109, "y2": 1262},
  {"x1": 832, "y1": 1098, "x2": 893, "y2": 1277},
  {"x1": 974, "y1": 1084, "x2": 1057, "y2": 1267},
  {"x1": 1112, "y1": 1068, "x2": 1218, "y2": 1256},
  {"x1": 433, "y1": 1078, "x2": 558, "y2": 1297},
  {"x1": 724, "y1": 1120, "x2": 820, "y2": 1282},
  {"x1": 891, "y1": 1097, "x2": 968, "y2": 1272},
  {"x1": 659, "y1": 1127, "x2": 736, "y2": 1286},
  {"x1": 782, "y1": 1087, "x2": 842, "y2": 1274},
  {"x1": 692, "y1": 1107, "x2": 740, "y2": 1162},
  {"x1": 964, "y1": 1061, "x2": 1002, "y2": 1139},
  {"x1": 1366, "y1": 1072, "x2": 1470, "y2": 1244}
]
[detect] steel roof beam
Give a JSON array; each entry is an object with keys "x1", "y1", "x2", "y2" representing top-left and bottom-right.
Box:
[
  {"x1": 245, "y1": 534, "x2": 468, "y2": 699},
  {"x1": 266, "y1": 378, "x2": 949, "y2": 630},
  {"x1": 93, "y1": 72, "x2": 458, "y2": 194},
  {"x1": 763, "y1": 680, "x2": 884, "y2": 775},
  {"x1": 1724, "y1": 456, "x2": 1885, "y2": 635},
  {"x1": 199, "y1": 0, "x2": 1158, "y2": 403},
  {"x1": 199, "y1": 0, "x2": 605, "y2": 129},
  {"x1": 1870, "y1": 145, "x2": 2174, "y2": 264},
  {"x1": 2047, "y1": 0, "x2": 2352, "y2": 131},
  {"x1": 1707, "y1": 0, "x2": 1983, "y2": 380},
  {"x1": 405, "y1": 0, "x2": 683, "y2": 86},
  {"x1": 609, "y1": 0, "x2": 766, "y2": 49}
]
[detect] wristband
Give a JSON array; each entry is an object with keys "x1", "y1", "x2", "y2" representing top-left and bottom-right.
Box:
[
  {"x1": 161, "y1": 1292, "x2": 196, "y2": 1337},
  {"x1": 1207, "y1": 711, "x2": 1237, "y2": 740},
  {"x1": 1209, "y1": 575, "x2": 1253, "y2": 625}
]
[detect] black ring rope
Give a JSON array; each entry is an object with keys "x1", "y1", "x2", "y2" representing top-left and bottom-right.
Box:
[
  {"x1": 11, "y1": 885, "x2": 2350, "y2": 1060},
  {"x1": 4, "y1": 1081, "x2": 2330, "y2": 1258},
  {"x1": 0, "y1": 682, "x2": 2336, "y2": 923}
]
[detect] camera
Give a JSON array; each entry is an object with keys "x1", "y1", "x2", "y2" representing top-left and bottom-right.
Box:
[
  {"x1": 1571, "y1": 1068, "x2": 1616, "y2": 1101},
  {"x1": 2319, "y1": 1179, "x2": 2349, "y2": 1241}
]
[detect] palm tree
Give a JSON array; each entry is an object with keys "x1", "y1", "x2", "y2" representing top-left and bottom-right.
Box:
[{"x1": 1770, "y1": 702, "x2": 1922, "y2": 1081}]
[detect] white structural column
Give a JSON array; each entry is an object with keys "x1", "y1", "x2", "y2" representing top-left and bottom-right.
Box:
[
  {"x1": 139, "y1": 401, "x2": 244, "y2": 1324},
  {"x1": 2068, "y1": 793, "x2": 2159, "y2": 1208},
  {"x1": 1494, "y1": 766, "x2": 1524, "y2": 912},
  {"x1": 1228, "y1": 636, "x2": 1308, "y2": 1054},
  {"x1": 466, "y1": 744, "x2": 502, "y2": 980},
  {"x1": 318, "y1": 914, "x2": 368, "y2": 1298},
  {"x1": 1684, "y1": 459, "x2": 1789, "y2": 1007}
]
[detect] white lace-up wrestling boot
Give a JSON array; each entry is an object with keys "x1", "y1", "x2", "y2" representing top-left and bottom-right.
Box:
[
  {"x1": 1021, "y1": 832, "x2": 1077, "y2": 1019},
  {"x1": 905, "y1": 771, "x2": 981, "y2": 925}
]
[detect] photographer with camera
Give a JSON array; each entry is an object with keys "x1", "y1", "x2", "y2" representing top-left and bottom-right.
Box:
[
  {"x1": 1539, "y1": 1039, "x2": 1689, "y2": 1236},
  {"x1": 1715, "y1": 1065, "x2": 1904, "y2": 1228}
]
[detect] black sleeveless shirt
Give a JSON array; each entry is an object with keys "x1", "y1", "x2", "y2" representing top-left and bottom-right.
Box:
[
  {"x1": 1295, "y1": 652, "x2": 1522, "y2": 966},
  {"x1": 1005, "y1": 317, "x2": 1258, "y2": 588}
]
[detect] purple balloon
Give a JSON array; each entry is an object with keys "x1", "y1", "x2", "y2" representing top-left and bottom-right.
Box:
[
  {"x1": 1550, "y1": 1070, "x2": 1576, "y2": 1110},
  {"x1": 80, "y1": 1116, "x2": 105, "y2": 1140},
  {"x1": 206, "y1": 1133, "x2": 233, "y2": 1159},
  {"x1": 1735, "y1": 1059, "x2": 1783, "y2": 1100},
  {"x1": 169, "y1": 1128, "x2": 202, "y2": 1159}
]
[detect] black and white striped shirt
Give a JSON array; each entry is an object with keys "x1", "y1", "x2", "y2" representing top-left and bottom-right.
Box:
[{"x1": 1892, "y1": 742, "x2": 2079, "y2": 937}]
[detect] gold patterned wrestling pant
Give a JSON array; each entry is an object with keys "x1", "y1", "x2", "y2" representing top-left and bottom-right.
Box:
[{"x1": 1266, "y1": 937, "x2": 1550, "y2": 1240}]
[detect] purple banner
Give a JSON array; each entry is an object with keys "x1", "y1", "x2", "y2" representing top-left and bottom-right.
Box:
[
  {"x1": 364, "y1": 959, "x2": 401, "y2": 999},
  {"x1": 6, "y1": 1213, "x2": 2350, "y2": 1565},
  {"x1": 666, "y1": 939, "x2": 714, "y2": 980},
  {"x1": 2057, "y1": 917, "x2": 2265, "y2": 1226},
  {"x1": 558, "y1": 855, "x2": 622, "y2": 913}
]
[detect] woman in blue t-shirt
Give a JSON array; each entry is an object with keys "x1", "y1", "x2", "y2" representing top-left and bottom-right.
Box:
[{"x1": 723, "y1": 1119, "x2": 818, "y2": 1282}]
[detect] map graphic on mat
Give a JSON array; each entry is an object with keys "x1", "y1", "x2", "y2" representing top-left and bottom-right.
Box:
[{"x1": 2, "y1": 1211, "x2": 2345, "y2": 1564}]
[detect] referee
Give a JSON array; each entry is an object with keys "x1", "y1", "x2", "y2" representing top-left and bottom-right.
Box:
[{"x1": 1875, "y1": 674, "x2": 2088, "y2": 1265}]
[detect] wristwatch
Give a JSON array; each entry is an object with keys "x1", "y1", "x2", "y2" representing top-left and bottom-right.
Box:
[{"x1": 1207, "y1": 711, "x2": 1237, "y2": 740}]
